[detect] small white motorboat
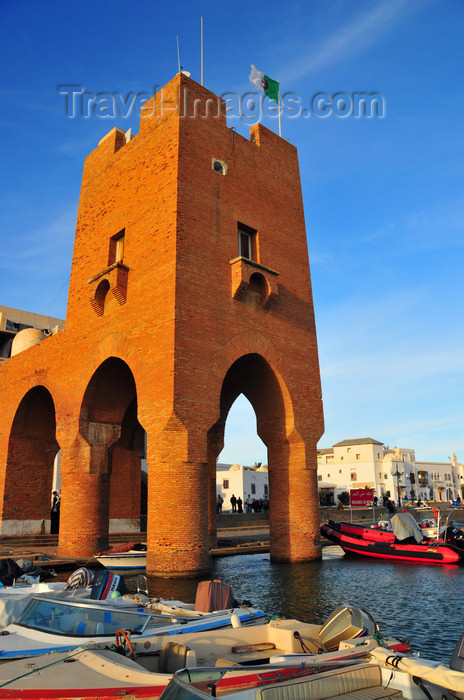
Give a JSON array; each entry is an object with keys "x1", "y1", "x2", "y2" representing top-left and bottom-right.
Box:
[
  {"x1": 0, "y1": 592, "x2": 266, "y2": 662},
  {"x1": 0, "y1": 605, "x2": 407, "y2": 698},
  {"x1": 96, "y1": 542, "x2": 147, "y2": 574},
  {"x1": 158, "y1": 644, "x2": 464, "y2": 700}
]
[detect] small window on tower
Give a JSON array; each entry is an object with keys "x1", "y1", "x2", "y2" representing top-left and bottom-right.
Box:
[
  {"x1": 109, "y1": 229, "x2": 125, "y2": 266},
  {"x1": 212, "y1": 158, "x2": 227, "y2": 175},
  {"x1": 238, "y1": 223, "x2": 257, "y2": 261},
  {"x1": 239, "y1": 230, "x2": 251, "y2": 259}
]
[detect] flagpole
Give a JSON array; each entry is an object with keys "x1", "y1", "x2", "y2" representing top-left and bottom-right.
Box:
[
  {"x1": 278, "y1": 86, "x2": 282, "y2": 138},
  {"x1": 201, "y1": 16, "x2": 204, "y2": 86}
]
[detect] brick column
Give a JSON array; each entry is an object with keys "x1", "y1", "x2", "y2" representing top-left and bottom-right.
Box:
[
  {"x1": 269, "y1": 437, "x2": 321, "y2": 563},
  {"x1": 146, "y1": 457, "x2": 210, "y2": 577},
  {"x1": 58, "y1": 423, "x2": 119, "y2": 557},
  {"x1": 207, "y1": 424, "x2": 224, "y2": 548},
  {"x1": 109, "y1": 445, "x2": 141, "y2": 532}
]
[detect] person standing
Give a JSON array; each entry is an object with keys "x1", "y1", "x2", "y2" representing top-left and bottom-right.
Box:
[
  {"x1": 246, "y1": 494, "x2": 252, "y2": 513},
  {"x1": 216, "y1": 494, "x2": 223, "y2": 514},
  {"x1": 230, "y1": 494, "x2": 237, "y2": 513},
  {"x1": 50, "y1": 491, "x2": 60, "y2": 534},
  {"x1": 237, "y1": 496, "x2": 243, "y2": 513}
]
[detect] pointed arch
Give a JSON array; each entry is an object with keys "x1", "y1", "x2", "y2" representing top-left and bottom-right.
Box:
[{"x1": 2, "y1": 386, "x2": 59, "y2": 534}]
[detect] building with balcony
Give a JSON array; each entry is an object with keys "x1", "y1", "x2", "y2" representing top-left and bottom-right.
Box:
[{"x1": 317, "y1": 438, "x2": 463, "y2": 505}]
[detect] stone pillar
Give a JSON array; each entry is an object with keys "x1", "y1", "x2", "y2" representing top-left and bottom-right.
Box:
[
  {"x1": 58, "y1": 423, "x2": 119, "y2": 557},
  {"x1": 146, "y1": 420, "x2": 210, "y2": 577},
  {"x1": 207, "y1": 424, "x2": 224, "y2": 548},
  {"x1": 269, "y1": 436, "x2": 321, "y2": 563}
]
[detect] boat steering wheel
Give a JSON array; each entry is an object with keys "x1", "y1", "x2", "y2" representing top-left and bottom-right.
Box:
[{"x1": 115, "y1": 629, "x2": 135, "y2": 660}]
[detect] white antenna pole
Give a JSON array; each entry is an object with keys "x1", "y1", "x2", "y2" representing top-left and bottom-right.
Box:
[
  {"x1": 177, "y1": 35, "x2": 181, "y2": 73},
  {"x1": 278, "y1": 86, "x2": 282, "y2": 138},
  {"x1": 201, "y1": 17, "x2": 204, "y2": 85}
]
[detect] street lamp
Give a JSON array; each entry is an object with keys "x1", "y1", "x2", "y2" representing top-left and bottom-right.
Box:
[{"x1": 391, "y1": 464, "x2": 403, "y2": 507}]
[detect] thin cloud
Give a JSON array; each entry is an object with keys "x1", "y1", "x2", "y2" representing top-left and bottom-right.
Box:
[
  {"x1": 0, "y1": 208, "x2": 76, "y2": 268},
  {"x1": 280, "y1": 0, "x2": 424, "y2": 84},
  {"x1": 362, "y1": 199, "x2": 464, "y2": 252}
]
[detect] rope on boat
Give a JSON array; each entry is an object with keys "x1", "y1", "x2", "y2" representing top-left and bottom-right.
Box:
[
  {"x1": 239, "y1": 605, "x2": 255, "y2": 618},
  {"x1": 0, "y1": 644, "x2": 99, "y2": 688},
  {"x1": 372, "y1": 632, "x2": 390, "y2": 648}
]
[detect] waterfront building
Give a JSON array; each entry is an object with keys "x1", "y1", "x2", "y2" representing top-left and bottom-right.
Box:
[
  {"x1": 317, "y1": 438, "x2": 463, "y2": 505},
  {"x1": 217, "y1": 463, "x2": 269, "y2": 510}
]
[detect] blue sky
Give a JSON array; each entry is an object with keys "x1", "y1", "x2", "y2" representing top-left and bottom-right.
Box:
[{"x1": 1, "y1": 0, "x2": 463, "y2": 465}]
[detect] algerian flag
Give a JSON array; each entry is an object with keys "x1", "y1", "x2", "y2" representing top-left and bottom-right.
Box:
[{"x1": 249, "y1": 65, "x2": 279, "y2": 103}]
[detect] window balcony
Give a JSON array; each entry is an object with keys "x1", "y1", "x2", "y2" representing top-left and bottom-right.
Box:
[
  {"x1": 88, "y1": 262, "x2": 129, "y2": 316},
  {"x1": 229, "y1": 257, "x2": 279, "y2": 310}
]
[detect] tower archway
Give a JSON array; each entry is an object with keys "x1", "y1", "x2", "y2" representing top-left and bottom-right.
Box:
[
  {"x1": 58, "y1": 357, "x2": 144, "y2": 556},
  {"x1": 3, "y1": 386, "x2": 59, "y2": 534},
  {"x1": 208, "y1": 353, "x2": 321, "y2": 563}
]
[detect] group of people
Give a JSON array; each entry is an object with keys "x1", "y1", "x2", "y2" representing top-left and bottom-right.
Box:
[{"x1": 229, "y1": 494, "x2": 269, "y2": 513}]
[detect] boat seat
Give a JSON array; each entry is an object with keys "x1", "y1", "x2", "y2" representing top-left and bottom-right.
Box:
[
  {"x1": 159, "y1": 642, "x2": 196, "y2": 673},
  {"x1": 257, "y1": 663, "x2": 403, "y2": 700},
  {"x1": 215, "y1": 658, "x2": 241, "y2": 667},
  {"x1": 73, "y1": 620, "x2": 104, "y2": 636}
]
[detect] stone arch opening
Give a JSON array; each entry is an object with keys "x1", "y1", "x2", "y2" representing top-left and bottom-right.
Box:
[
  {"x1": 59, "y1": 357, "x2": 144, "y2": 556},
  {"x1": 208, "y1": 352, "x2": 320, "y2": 563},
  {"x1": 213, "y1": 353, "x2": 289, "y2": 450},
  {"x1": 3, "y1": 387, "x2": 59, "y2": 535},
  {"x1": 91, "y1": 279, "x2": 110, "y2": 316},
  {"x1": 208, "y1": 353, "x2": 292, "y2": 560},
  {"x1": 247, "y1": 272, "x2": 268, "y2": 307}
]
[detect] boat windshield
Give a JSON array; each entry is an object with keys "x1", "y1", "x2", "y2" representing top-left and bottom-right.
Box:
[
  {"x1": 160, "y1": 669, "x2": 225, "y2": 700},
  {"x1": 16, "y1": 598, "x2": 151, "y2": 636},
  {"x1": 160, "y1": 666, "x2": 316, "y2": 700}
]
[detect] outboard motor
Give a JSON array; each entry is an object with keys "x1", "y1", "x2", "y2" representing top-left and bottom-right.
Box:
[
  {"x1": 445, "y1": 526, "x2": 464, "y2": 554},
  {"x1": 319, "y1": 605, "x2": 378, "y2": 651},
  {"x1": 90, "y1": 570, "x2": 129, "y2": 600}
]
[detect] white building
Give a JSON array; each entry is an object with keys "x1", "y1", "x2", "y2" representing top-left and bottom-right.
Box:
[
  {"x1": 317, "y1": 438, "x2": 463, "y2": 505},
  {"x1": 217, "y1": 463, "x2": 269, "y2": 511}
]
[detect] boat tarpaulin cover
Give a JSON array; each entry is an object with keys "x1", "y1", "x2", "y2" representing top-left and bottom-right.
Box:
[
  {"x1": 194, "y1": 580, "x2": 234, "y2": 612},
  {"x1": 372, "y1": 647, "x2": 464, "y2": 694},
  {"x1": 391, "y1": 512, "x2": 424, "y2": 543}
]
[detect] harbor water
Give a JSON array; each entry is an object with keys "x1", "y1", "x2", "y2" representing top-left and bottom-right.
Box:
[{"x1": 142, "y1": 546, "x2": 464, "y2": 664}]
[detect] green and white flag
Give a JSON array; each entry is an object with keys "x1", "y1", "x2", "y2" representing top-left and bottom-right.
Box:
[{"x1": 249, "y1": 64, "x2": 279, "y2": 103}]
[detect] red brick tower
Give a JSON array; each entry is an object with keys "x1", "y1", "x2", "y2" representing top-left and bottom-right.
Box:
[{"x1": 0, "y1": 74, "x2": 324, "y2": 576}]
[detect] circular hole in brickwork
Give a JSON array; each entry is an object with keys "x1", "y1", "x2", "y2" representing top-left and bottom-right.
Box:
[{"x1": 212, "y1": 159, "x2": 227, "y2": 175}]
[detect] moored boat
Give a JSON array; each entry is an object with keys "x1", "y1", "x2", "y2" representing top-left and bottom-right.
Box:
[
  {"x1": 0, "y1": 605, "x2": 407, "y2": 698},
  {"x1": 95, "y1": 542, "x2": 147, "y2": 574},
  {"x1": 0, "y1": 592, "x2": 266, "y2": 662},
  {"x1": 321, "y1": 512, "x2": 462, "y2": 565},
  {"x1": 158, "y1": 638, "x2": 464, "y2": 700}
]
